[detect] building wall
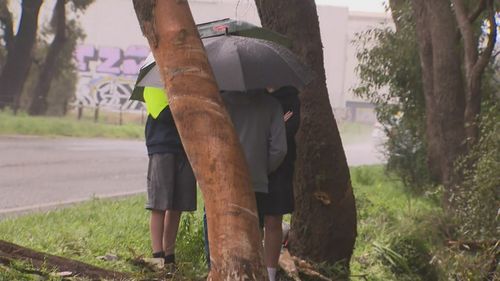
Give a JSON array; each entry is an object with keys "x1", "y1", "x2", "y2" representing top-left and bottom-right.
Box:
[{"x1": 74, "y1": 0, "x2": 390, "y2": 120}]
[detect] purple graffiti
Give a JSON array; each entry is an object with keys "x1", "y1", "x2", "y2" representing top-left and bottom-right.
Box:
[
  {"x1": 75, "y1": 45, "x2": 149, "y2": 75},
  {"x1": 122, "y1": 46, "x2": 150, "y2": 75},
  {"x1": 96, "y1": 47, "x2": 123, "y2": 74},
  {"x1": 75, "y1": 45, "x2": 96, "y2": 71}
]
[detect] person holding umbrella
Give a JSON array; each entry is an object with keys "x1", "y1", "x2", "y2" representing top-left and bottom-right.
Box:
[{"x1": 142, "y1": 87, "x2": 197, "y2": 268}]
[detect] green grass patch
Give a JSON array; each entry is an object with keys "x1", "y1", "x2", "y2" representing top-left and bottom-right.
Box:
[
  {"x1": 0, "y1": 195, "x2": 206, "y2": 280},
  {"x1": 350, "y1": 165, "x2": 443, "y2": 280},
  {"x1": 0, "y1": 110, "x2": 143, "y2": 139}
]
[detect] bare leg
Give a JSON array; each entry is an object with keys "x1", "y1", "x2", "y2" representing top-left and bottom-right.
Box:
[
  {"x1": 163, "y1": 210, "x2": 182, "y2": 255},
  {"x1": 264, "y1": 215, "x2": 283, "y2": 267},
  {"x1": 150, "y1": 210, "x2": 166, "y2": 254}
]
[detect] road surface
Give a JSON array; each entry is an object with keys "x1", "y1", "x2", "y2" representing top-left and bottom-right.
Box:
[{"x1": 0, "y1": 135, "x2": 384, "y2": 217}]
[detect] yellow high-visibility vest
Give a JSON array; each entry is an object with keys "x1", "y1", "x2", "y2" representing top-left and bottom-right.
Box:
[{"x1": 143, "y1": 87, "x2": 169, "y2": 119}]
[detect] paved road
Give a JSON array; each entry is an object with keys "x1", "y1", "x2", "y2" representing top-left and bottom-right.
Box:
[
  {"x1": 0, "y1": 136, "x2": 148, "y2": 216},
  {"x1": 0, "y1": 135, "x2": 384, "y2": 216}
]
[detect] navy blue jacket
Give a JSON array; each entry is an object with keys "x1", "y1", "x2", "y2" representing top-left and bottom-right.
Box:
[{"x1": 145, "y1": 106, "x2": 184, "y2": 155}]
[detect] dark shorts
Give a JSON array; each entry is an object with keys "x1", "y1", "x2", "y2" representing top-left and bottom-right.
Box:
[
  {"x1": 145, "y1": 152, "x2": 197, "y2": 212},
  {"x1": 260, "y1": 162, "x2": 295, "y2": 215},
  {"x1": 255, "y1": 192, "x2": 267, "y2": 227}
]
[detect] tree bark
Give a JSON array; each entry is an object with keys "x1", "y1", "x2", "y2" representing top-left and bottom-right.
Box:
[
  {"x1": 410, "y1": 0, "x2": 442, "y2": 181},
  {"x1": 29, "y1": 0, "x2": 67, "y2": 116},
  {"x1": 132, "y1": 1, "x2": 267, "y2": 280},
  {"x1": 255, "y1": 0, "x2": 357, "y2": 268},
  {"x1": 0, "y1": 240, "x2": 129, "y2": 280},
  {"x1": 452, "y1": 0, "x2": 497, "y2": 144},
  {"x1": 410, "y1": 0, "x2": 467, "y2": 206},
  {"x1": 0, "y1": 0, "x2": 43, "y2": 110}
]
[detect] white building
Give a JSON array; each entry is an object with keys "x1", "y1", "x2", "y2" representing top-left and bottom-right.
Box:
[{"x1": 75, "y1": 0, "x2": 390, "y2": 121}]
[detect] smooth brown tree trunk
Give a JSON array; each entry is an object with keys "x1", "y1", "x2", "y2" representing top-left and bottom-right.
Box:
[
  {"x1": 255, "y1": 0, "x2": 357, "y2": 269},
  {"x1": 0, "y1": 0, "x2": 42, "y2": 110},
  {"x1": 132, "y1": 1, "x2": 267, "y2": 280},
  {"x1": 29, "y1": 0, "x2": 67, "y2": 116}
]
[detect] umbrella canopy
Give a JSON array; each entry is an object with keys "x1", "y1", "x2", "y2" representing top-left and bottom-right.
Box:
[
  {"x1": 197, "y1": 18, "x2": 291, "y2": 48},
  {"x1": 131, "y1": 35, "x2": 314, "y2": 101}
]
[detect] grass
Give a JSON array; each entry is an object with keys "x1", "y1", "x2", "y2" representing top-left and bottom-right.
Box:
[
  {"x1": 350, "y1": 166, "x2": 443, "y2": 280},
  {"x1": 0, "y1": 195, "x2": 206, "y2": 280},
  {"x1": 0, "y1": 110, "x2": 144, "y2": 140},
  {"x1": 0, "y1": 165, "x2": 446, "y2": 280}
]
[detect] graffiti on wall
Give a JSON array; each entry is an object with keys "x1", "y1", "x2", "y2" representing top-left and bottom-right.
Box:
[{"x1": 74, "y1": 45, "x2": 149, "y2": 111}]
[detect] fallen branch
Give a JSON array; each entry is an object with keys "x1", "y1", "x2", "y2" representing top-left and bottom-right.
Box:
[
  {"x1": 0, "y1": 240, "x2": 130, "y2": 280},
  {"x1": 446, "y1": 240, "x2": 499, "y2": 252},
  {"x1": 279, "y1": 248, "x2": 332, "y2": 281}
]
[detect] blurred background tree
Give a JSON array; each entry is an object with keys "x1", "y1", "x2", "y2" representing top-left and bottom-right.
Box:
[{"x1": 0, "y1": 0, "x2": 94, "y2": 115}]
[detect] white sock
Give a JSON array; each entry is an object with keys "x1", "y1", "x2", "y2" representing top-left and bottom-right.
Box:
[{"x1": 267, "y1": 267, "x2": 277, "y2": 281}]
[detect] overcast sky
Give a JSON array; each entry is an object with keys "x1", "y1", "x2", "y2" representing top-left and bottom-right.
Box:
[{"x1": 316, "y1": 0, "x2": 386, "y2": 12}]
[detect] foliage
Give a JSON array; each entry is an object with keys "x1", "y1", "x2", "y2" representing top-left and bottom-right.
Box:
[
  {"x1": 441, "y1": 98, "x2": 500, "y2": 279},
  {"x1": 353, "y1": 2, "x2": 433, "y2": 193},
  {"x1": 350, "y1": 166, "x2": 443, "y2": 281},
  {"x1": 1, "y1": 0, "x2": 95, "y2": 115}
]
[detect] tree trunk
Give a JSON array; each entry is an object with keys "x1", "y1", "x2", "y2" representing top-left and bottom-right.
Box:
[
  {"x1": 0, "y1": 240, "x2": 129, "y2": 280},
  {"x1": 0, "y1": 0, "x2": 43, "y2": 110},
  {"x1": 410, "y1": 0, "x2": 467, "y2": 206},
  {"x1": 451, "y1": 0, "x2": 497, "y2": 144},
  {"x1": 255, "y1": 0, "x2": 357, "y2": 268},
  {"x1": 29, "y1": 0, "x2": 67, "y2": 116},
  {"x1": 132, "y1": 1, "x2": 267, "y2": 280}
]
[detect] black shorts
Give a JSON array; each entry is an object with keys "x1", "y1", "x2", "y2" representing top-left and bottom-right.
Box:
[{"x1": 260, "y1": 162, "x2": 295, "y2": 216}]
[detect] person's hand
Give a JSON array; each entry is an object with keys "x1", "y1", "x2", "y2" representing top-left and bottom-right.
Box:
[{"x1": 284, "y1": 111, "x2": 293, "y2": 122}]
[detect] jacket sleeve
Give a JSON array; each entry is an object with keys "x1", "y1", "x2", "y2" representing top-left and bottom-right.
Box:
[{"x1": 268, "y1": 103, "x2": 288, "y2": 173}]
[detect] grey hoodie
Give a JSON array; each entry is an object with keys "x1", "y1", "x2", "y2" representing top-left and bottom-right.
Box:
[{"x1": 221, "y1": 90, "x2": 287, "y2": 193}]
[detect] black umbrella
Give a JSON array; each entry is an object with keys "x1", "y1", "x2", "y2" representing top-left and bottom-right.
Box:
[{"x1": 131, "y1": 35, "x2": 314, "y2": 101}]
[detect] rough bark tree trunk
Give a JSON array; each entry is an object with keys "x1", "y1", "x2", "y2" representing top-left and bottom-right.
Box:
[
  {"x1": 29, "y1": 0, "x2": 67, "y2": 116},
  {"x1": 411, "y1": 0, "x2": 468, "y2": 206},
  {"x1": 255, "y1": 0, "x2": 357, "y2": 269},
  {"x1": 409, "y1": 0, "x2": 498, "y2": 208},
  {"x1": 0, "y1": 0, "x2": 43, "y2": 110},
  {"x1": 132, "y1": 1, "x2": 267, "y2": 280}
]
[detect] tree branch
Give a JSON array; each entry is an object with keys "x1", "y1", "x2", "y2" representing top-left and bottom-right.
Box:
[
  {"x1": 474, "y1": 0, "x2": 497, "y2": 74},
  {"x1": 0, "y1": 0, "x2": 14, "y2": 50},
  {"x1": 468, "y1": 0, "x2": 486, "y2": 23},
  {"x1": 452, "y1": 0, "x2": 478, "y2": 67}
]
